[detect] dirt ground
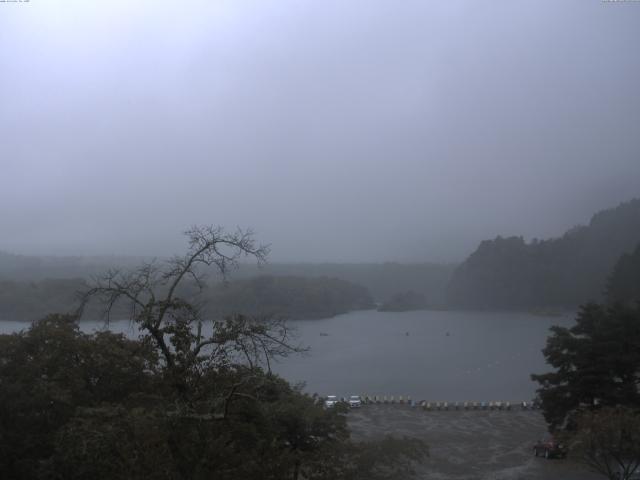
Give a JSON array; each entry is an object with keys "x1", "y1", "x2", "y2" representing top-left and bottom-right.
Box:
[{"x1": 347, "y1": 404, "x2": 603, "y2": 480}]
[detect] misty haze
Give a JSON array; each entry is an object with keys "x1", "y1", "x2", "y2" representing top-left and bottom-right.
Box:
[{"x1": 1, "y1": 1, "x2": 640, "y2": 480}]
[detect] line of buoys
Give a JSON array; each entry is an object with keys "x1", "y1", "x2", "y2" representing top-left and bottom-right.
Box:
[
  {"x1": 351, "y1": 396, "x2": 538, "y2": 411},
  {"x1": 359, "y1": 398, "x2": 537, "y2": 411},
  {"x1": 418, "y1": 400, "x2": 521, "y2": 411}
]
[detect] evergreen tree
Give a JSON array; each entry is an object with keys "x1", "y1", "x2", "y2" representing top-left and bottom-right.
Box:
[{"x1": 531, "y1": 303, "x2": 640, "y2": 432}]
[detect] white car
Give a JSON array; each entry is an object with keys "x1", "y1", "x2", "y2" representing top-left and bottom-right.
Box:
[
  {"x1": 348, "y1": 395, "x2": 362, "y2": 408},
  {"x1": 325, "y1": 395, "x2": 338, "y2": 408}
]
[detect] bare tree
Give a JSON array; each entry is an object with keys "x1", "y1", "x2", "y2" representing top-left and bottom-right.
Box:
[
  {"x1": 78, "y1": 226, "x2": 302, "y2": 386},
  {"x1": 571, "y1": 407, "x2": 640, "y2": 480}
]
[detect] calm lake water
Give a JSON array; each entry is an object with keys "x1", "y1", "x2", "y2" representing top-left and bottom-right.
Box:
[{"x1": 0, "y1": 309, "x2": 574, "y2": 402}]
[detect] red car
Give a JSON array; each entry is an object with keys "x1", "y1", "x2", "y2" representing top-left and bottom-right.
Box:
[{"x1": 533, "y1": 436, "x2": 568, "y2": 459}]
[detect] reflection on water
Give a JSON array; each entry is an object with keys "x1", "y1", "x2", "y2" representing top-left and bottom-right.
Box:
[{"x1": 0, "y1": 309, "x2": 574, "y2": 402}]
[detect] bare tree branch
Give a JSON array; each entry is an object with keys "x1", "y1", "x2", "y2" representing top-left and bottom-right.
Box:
[{"x1": 77, "y1": 226, "x2": 296, "y2": 390}]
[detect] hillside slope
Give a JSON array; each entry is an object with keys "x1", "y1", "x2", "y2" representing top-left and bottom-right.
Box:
[{"x1": 446, "y1": 198, "x2": 640, "y2": 309}]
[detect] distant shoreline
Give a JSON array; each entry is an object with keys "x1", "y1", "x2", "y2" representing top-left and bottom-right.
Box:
[{"x1": 0, "y1": 307, "x2": 577, "y2": 324}]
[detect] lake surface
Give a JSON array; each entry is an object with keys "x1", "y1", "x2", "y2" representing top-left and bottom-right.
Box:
[{"x1": 0, "y1": 309, "x2": 574, "y2": 402}]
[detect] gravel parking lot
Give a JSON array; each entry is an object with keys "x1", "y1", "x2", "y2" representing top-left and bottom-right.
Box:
[{"x1": 347, "y1": 404, "x2": 603, "y2": 480}]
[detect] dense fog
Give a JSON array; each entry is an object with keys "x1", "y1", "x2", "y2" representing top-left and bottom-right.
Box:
[
  {"x1": 3, "y1": 3, "x2": 640, "y2": 480},
  {"x1": 2, "y1": 0, "x2": 639, "y2": 262}
]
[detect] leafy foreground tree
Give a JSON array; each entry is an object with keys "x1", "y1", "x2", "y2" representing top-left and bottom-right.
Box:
[
  {"x1": 0, "y1": 226, "x2": 427, "y2": 480},
  {"x1": 532, "y1": 303, "x2": 640, "y2": 479},
  {"x1": 532, "y1": 302, "x2": 640, "y2": 432},
  {"x1": 570, "y1": 407, "x2": 640, "y2": 480}
]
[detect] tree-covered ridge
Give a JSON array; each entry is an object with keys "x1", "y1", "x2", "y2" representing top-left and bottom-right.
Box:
[
  {"x1": 606, "y1": 242, "x2": 640, "y2": 306},
  {"x1": 0, "y1": 275, "x2": 374, "y2": 322},
  {"x1": 0, "y1": 251, "x2": 148, "y2": 281},
  {"x1": 205, "y1": 275, "x2": 374, "y2": 320},
  {"x1": 446, "y1": 198, "x2": 640, "y2": 309},
  {"x1": 0, "y1": 278, "x2": 87, "y2": 322},
  {"x1": 377, "y1": 291, "x2": 429, "y2": 312},
  {"x1": 230, "y1": 262, "x2": 455, "y2": 305},
  {"x1": 0, "y1": 252, "x2": 455, "y2": 307}
]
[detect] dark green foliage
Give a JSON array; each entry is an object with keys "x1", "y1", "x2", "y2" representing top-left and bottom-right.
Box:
[
  {"x1": 0, "y1": 314, "x2": 427, "y2": 480},
  {"x1": 607, "y1": 243, "x2": 640, "y2": 306},
  {"x1": 378, "y1": 291, "x2": 428, "y2": 312},
  {"x1": 531, "y1": 303, "x2": 640, "y2": 432},
  {"x1": 47, "y1": 371, "x2": 349, "y2": 480},
  {"x1": 447, "y1": 198, "x2": 640, "y2": 309},
  {"x1": 0, "y1": 314, "x2": 159, "y2": 479}
]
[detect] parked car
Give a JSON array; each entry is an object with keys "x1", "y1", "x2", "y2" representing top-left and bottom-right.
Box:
[
  {"x1": 324, "y1": 395, "x2": 338, "y2": 408},
  {"x1": 533, "y1": 436, "x2": 568, "y2": 459},
  {"x1": 348, "y1": 395, "x2": 362, "y2": 408}
]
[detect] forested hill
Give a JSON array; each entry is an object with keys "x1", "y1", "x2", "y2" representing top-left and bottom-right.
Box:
[
  {"x1": 606, "y1": 243, "x2": 640, "y2": 306},
  {"x1": 204, "y1": 275, "x2": 374, "y2": 320},
  {"x1": 0, "y1": 252, "x2": 148, "y2": 280},
  {"x1": 0, "y1": 253, "x2": 455, "y2": 306},
  {"x1": 0, "y1": 275, "x2": 374, "y2": 322},
  {"x1": 0, "y1": 253, "x2": 450, "y2": 320},
  {"x1": 231, "y1": 262, "x2": 455, "y2": 305},
  {"x1": 446, "y1": 198, "x2": 640, "y2": 309}
]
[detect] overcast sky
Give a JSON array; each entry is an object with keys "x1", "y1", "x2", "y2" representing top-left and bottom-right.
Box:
[{"x1": 1, "y1": 0, "x2": 639, "y2": 262}]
